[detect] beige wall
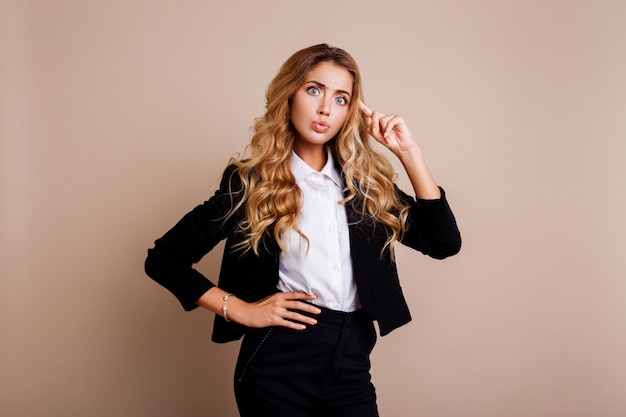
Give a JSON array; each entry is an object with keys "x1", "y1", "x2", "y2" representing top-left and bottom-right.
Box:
[{"x1": 2, "y1": 1, "x2": 625, "y2": 416}]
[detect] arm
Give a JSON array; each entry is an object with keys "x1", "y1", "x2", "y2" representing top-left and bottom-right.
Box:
[
  {"x1": 196, "y1": 288, "x2": 320, "y2": 331},
  {"x1": 397, "y1": 186, "x2": 461, "y2": 259},
  {"x1": 360, "y1": 101, "x2": 461, "y2": 258},
  {"x1": 359, "y1": 101, "x2": 440, "y2": 200},
  {"x1": 145, "y1": 165, "x2": 320, "y2": 329},
  {"x1": 144, "y1": 165, "x2": 241, "y2": 310}
]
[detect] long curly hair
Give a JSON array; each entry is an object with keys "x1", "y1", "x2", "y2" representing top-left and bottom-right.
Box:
[{"x1": 227, "y1": 44, "x2": 410, "y2": 256}]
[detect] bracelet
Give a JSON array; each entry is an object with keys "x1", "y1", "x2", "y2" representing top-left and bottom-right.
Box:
[{"x1": 222, "y1": 293, "x2": 236, "y2": 322}]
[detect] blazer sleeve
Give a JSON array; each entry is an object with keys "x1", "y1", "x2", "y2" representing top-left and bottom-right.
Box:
[
  {"x1": 398, "y1": 186, "x2": 462, "y2": 259},
  {"x1": 144, "y1": 165, "x2": 243, "y2": 310}
]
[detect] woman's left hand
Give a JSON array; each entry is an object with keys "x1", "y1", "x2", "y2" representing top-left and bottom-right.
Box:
[
  {"x1": 359, "y1": 101, "x2": 441, "y2": 199},
  {"x1": 360, "y1": 101, "x2": 417, "y2": 156}
]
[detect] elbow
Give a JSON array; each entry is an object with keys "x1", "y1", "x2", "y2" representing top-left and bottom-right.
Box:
[
  {"x1": 144, "y1": 248, "x2": 160, "y2": 280},
  {"x1": 429, "y1": 234, "x2": 462, "y2": 260},
  {"x1": 445, "y1": 238, "x2": 462, "y2": 258},
  {"x1": 144, "y1": 254, "x2": 152, "y2": 277}
]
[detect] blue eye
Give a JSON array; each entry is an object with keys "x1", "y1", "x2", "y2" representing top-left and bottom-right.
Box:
[
  {"x1": 335, "y1": 96, "x2": 348, "y2": 105},
  {"x1": 307, "y1": 86, "x2": 320, "y2": 95}
]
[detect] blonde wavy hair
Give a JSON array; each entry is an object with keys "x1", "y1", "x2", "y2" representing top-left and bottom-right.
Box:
[{"x1": 227, "y1": 44, "x2": 410, "y2": 257}]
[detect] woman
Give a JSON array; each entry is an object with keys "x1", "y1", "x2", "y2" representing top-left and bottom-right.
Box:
[{"x1": 145, "y1": 43, "x2": 461, "y2": 417}]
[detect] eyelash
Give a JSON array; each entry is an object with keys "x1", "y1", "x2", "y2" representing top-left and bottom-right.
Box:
[{"x1": 306, "y1": 86, "x2": 349, "y2": 106}]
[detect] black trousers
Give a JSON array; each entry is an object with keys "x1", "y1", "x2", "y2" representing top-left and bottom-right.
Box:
[{"x1": 234, "y1": 306, "x2": 379, "y2": 417}]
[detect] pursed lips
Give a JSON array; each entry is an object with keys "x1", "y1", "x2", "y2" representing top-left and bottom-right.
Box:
[{"x1": 312, "y1": 120, "x2": 330, "y2": 133}]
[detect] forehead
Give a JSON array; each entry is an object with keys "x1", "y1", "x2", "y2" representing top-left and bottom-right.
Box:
[{"x1": 305, "y1": 62, "x2": 353, "y2": 94}]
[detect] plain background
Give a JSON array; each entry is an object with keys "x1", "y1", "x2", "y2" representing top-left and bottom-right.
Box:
[{"x1": 2, "y1": 1, "x2": 625, "y2": 416}]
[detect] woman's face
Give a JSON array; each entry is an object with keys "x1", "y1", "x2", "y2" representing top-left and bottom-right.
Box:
[{"x1": 290, "y1": 61, "x2": 353, "y2": 152}]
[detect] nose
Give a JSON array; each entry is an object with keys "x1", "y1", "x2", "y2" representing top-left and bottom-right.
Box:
[{"x1": 318, "y1": 96, "x2": 331, "y2": 115}]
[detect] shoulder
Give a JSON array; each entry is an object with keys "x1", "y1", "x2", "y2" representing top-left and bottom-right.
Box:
[{"x1": 217, "y1": 161, "x2": 250, "y2": 194}]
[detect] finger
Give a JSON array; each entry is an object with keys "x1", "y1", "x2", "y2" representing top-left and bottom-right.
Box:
[
  {"x1": 381, "y1": 114, "x2": 401, "y2": 138},
  {"x1": 382, "y1": 114, "x2": 406, "y2": 139},
  {"x1": 277, "y1": 318, "x2": 308, "y2": 330},
  {"x1": 278, "y1": 293, "x2": 321, "y2": 316},
  {"x1": 286, "y1": 300, "x2": 321, "y2": 315},
  {"x1": 283, "y1": 310, "x2": 318, "y2": 325},
  {"x1": 282, "y1": 291, "x2": 318, "y2": 301},
  {"x1": 378, "y1": 114, "x2": 394, "y2": 135},
  {"x1": 369, "y1": 111, "x2": 383, "y2": 137},
  {"x1": 359, "y1": 100, "x2": 373, "y2": 117},
  {"x1": 270, "y1": 309, "x2": 317, "y2": 330}
]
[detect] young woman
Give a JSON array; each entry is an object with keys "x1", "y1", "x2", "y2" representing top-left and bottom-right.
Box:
[{"x1": 145, "y1": 44, "x2": 461, "y2": 417}]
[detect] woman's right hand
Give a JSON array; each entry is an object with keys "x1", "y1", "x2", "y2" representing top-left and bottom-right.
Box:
[
  {"x1": 234, "y1": 292, "x2": 321, "y2": 330},
  {"x1": 197, "y1": 288, "x2": 321, "y2": 330}
]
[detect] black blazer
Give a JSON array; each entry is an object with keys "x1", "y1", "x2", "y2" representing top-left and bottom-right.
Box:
[{"x1": 145, "y1": 165, "x2": 461, "y2": 343}]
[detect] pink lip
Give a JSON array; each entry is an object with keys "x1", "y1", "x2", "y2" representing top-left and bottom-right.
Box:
[{"x1": 312, "y1": 120, "x2": 329, "y2": 133}]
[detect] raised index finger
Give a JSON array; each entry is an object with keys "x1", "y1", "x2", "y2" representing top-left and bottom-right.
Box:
[{"x1": 359, "y1": 100, "x2": 373, "y2": 117}]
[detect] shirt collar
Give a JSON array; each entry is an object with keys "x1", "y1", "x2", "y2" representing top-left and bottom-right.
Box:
[{"x1": 290, "y1": 148, "x2": 343, "y2": 189}]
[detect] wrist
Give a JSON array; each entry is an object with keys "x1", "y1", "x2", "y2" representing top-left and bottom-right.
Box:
[
  {"x1": 221, "y1": 293, "x2": 237, "y2": 322},
  {"x1": 397, "y1": 145, "x2": 422, "y2": 166},
  {"x1": 223, "y1": 297, "x2": 253, "y2": 326}
]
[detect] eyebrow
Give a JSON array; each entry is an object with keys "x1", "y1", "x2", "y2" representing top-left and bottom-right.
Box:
[{"x1": 306, "y1": 80, "x2": 352, "y2": 97}]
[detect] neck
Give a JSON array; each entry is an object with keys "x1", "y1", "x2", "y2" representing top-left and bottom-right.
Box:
[{"x1": 294, "y1": 144, "x2": 327, "y2": 171}]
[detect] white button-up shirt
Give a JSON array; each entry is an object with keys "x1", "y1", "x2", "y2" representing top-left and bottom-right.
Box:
[{"x1": 277, "y1": 150, "x2": 359, "y2": 312}]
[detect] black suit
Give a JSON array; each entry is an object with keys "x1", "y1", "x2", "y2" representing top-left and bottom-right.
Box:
[{"x1": 145, "y1": 165, "x2": 461, "y2": 343}]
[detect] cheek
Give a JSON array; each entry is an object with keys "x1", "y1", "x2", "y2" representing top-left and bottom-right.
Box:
[
  {"x1": 329, "y1": 114, "x2": 348, "y2": 137},
  {"x1": 290, "y1": 96, "x2": 310, "y2": 124},
  {"x1": 335, "y1": 108, "x2": 350, "y2": 127},
  {"x1": 289, "y1": 102, "x2": 303, "y2": 125}
]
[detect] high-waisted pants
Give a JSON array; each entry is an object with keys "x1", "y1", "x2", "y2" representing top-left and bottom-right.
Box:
[{"x1": 234, "y1": 306, "x2": 379, "y2": 417}]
